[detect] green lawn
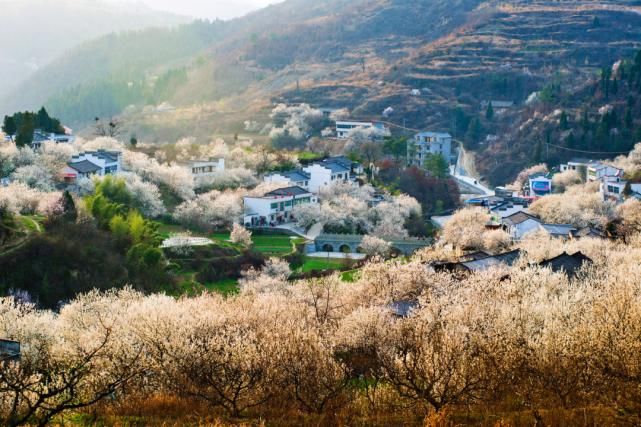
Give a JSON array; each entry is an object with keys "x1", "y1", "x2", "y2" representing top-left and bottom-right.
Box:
[
  {"x1": 204, "y1": 279, "x2": 239, "y2": 296},
  {"x1": 211, "y1": 233, "x2": 300, "y2": 256},
  {"x1": 171, "y1": 271, "x2": 239, "y2": 297},
  {"x1": 300, "y1": 257, "x2": 349, "y2": 273}
]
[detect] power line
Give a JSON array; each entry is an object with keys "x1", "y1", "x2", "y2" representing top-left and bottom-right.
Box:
[{"x1": 545, "y1": 142, "x2": 632, "y2": 155}]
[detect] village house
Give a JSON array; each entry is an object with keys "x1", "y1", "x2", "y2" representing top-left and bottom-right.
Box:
[
  {"x1": 264, "y1": 170, "x2": 311, "y2": 190},
  {"x1": 480, "y1": 100, "x2": 514, "y2": 113},
  {"x1": 502, "y1": 211, "x2": 543, "y2": 241},
  {"x1": 560, "y1": 158, "x2": 595, "y2": 180},
  {"x1": 243, "y1": 186, "x2": 318, "y2": 227},
  {"x1": 179, "y1": 158, "x2": 225, "y2": 178},
  {"x1": 30, "y1": 129, "x2": 76, "y2": 149},
  {"x1": 264, "y1": 157, "x2": 362, "y2": 194},
  {"x1": 538, "y1": 223, "x2": 577, "y2": 240},
  {"x1": 560, "y1": 159, "x2": 639, "y2": 202},
  {"x1": 335, "y1": 120, "x2": 390, "y2": 139},
  {"x1": 407, "y1": 131, "x2": 453, "y2": 167},
  {"x1": 433, "y1": 249, "x2": 524, "y2": 275},
  {"x1": 62, "y1": 150, "x2": 122, "y2": 182}
]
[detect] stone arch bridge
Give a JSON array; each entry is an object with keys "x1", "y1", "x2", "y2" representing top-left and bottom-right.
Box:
[{"x1": 312, "y1": 234, "x2": 432, "y2": 256}]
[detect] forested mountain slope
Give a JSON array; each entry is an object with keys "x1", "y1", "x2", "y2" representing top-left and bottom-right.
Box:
[
  {"x1": 5, "y1": 0, "x2": 641, "y2": 183},
  {"x1": 0, "y1": 0, "x2": 187, "y2": 100}
]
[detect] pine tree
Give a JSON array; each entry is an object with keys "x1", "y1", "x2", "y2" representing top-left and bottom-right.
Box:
[
  {"x1": 559, "y1": 111, "x2": 569, "y2": 130},
  {"x1": 2, "y1": 116, "x2": 17, "y2": 139},
  {"x1": 566, "y1": 131, "x2": 576, "y2": 148},
  {"x1": 485, "y1": 102, "x2": 494, "y2": 121},
  {"x1": 15, "y1": 113, "x2": 35, "y2": 148},
  {"x1": 423, "y1": 153, "x2": 449, "y2": 178},
  {"x1": 465, "y1": 117, "x2": 483, "y2": 150},
  {"x1": 533, "y1": 140, "x2": 543, "y2": 164},
  {"x1": 625, "y1": 108, "x2": 633, "y2": 129},
  {"x1": 61, "y1": 191, "x2": 78, "y2": 223}
]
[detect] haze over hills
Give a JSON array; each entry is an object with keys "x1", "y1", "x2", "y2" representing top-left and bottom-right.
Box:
[
  {"x1": 0, "y1": 0, "x2": 188, "y2": 99},
  {"x1": 5, "y1": 0, "x2": 641, "y2": 183}
]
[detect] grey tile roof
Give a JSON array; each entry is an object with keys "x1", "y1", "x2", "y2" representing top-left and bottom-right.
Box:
[
  {"x1": 86, "y1": 150, "x2": 120, "y2": 162},
  {"x1": 540, "y1": 224, "x2": 577, "y2": 236},
  {"x1": 387, "y1": 300, "x2": 419, "y2": 318},
  {"x1": 67, "y1": 160, "x2": 101, "y2": 174},
  {"x1": 265, "y1": 186, "x2": 311, "y2": 197},
  {"x1": 539, "y1": 251, "x2": 592, "y2": 277},
  {"x1": 461, "y1": 249, "x2": 523, "y2": 272},
  {"x1": 502, "y1": 211, "x2": 541, "y2": 226},
  {"x1": 318, "y1": 162, "x2": 350, "y2": 173}
]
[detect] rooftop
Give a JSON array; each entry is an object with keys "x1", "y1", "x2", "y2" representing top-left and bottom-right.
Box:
[
  {"x1": 276, "y1": 170, "x2": 311, "y2": 181},
  {"x1": 67, "y1": 160, "x2": 102, "y2": 174},
  {"x1": 539, "y1": 251, "x2": 592, "y2": 277},
  {"x1": 461, "y1": 249, "x2": 524, "y2": 272},
  {"x1": 264, "y1": 186, "x2": 311, "y2": 197},
  {"x1": 540, "y1": 224, "x2": 577, "y2": 236},
  {"x1": 387, "y1": 300, "x2": 419, "y2": 318},
  {"x1": 502, "y1": 211, "x2": 541, "y2": 226},
  {"x1": 415, "y1": 131, "x2": 452, "y2": 138}
]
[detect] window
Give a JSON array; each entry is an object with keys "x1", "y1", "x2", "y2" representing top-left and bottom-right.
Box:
[
  {"x1": 271, "y1": 203, "x2": 278, "y2": 209},
  {"x1": 285, "y1": 201, "x2": 292, "y2": 207}
]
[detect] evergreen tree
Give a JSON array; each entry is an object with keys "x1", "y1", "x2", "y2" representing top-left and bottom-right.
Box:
[
  {"x1": 465, "y1": 117, "x2": 483, "y2": 150},
  {"x1": 533, "y1": 140, "x2": 543, "y2": 164},
  {"x1": 566, "y1": 131, "x2": 576, "y2": 148},
  {"x1": 15, "y1": 113, "x2": 35, "y2": 148},
  {"x1": 485, "y1": 102, "x2": 494, "y2": 121},
  {"x1": 2, "y1": 116, "x2": 17, "y2": 139},
  {"x1": 581, "y1": 109, "x2": 590, "y2": 133},
  {"x1": 625, "y1": 108, "x2": 633, "y2": 129},
  {"x1": 423, "y1": 153, "x2": 449, "y2": 178},
  {"x1": 61, "y1": 191, "x2": 78, "y2": 223},
  {"x1": 559, "y1": 111, "x2": 569, "y2": 130}
]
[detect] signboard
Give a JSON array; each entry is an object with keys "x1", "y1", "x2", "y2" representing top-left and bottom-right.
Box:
[{"x1": 532, "y1": 180, "x2": 551, "y2": 192}]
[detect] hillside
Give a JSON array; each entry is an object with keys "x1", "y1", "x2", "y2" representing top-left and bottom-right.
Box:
[
  {"x1": 6, "y1": 0, "x2": 641, "y2": 181},
  {"x1": 0, "y1": 0, "x2": 188, "y2": 100}
]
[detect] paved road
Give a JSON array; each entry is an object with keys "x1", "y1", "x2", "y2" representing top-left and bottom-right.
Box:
[{"x1": 452, "y1": 144, "x2": 494, "y2": 196}]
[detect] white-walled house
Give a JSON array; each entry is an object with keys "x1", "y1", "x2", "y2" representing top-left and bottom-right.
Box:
[
  {"x1": 62, "y1": 150, "x2": 121, "y2": 181},
  {"x1": 502, "y1": 211, "x2": 543, "y2": 241},
  {"x1": 243, "y1": 186, "x2": 318, "y2": 227},
  {"x1": 335, "y1": 120, "x2": 390, "y2": 139},
  {"x1": 30, "y1": 129, "x2": 76, "y2": 149},
  {"x1": 303, "y1": 161, "x2": 353, "y2": 193},
  {"x1": 560, "y1": 158, "x2": 595, "y2": 180},
  {"x1": 601, "y1": 178, "x2": 641, "y2": 202},
  {"x1": 408, "y1": 131, "x2": 453, "y2": 167},
  {"x1": 180, "y1": 158, "x2": 225, "y2": 177},
  {"x1": 265, "y1": 157, "x2": 362, "y2": 194},
  {"x1": 264, "y1": 170, "x2": 311, "y2": 191},
  {"x1": 587, "y1": 163, "x2": 623, "y2": 183}
]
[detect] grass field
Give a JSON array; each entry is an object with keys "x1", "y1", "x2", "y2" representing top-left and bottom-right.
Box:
[
  {"x1": 211, "y1": 232, "x2": 300, "y2": 256},
  {"x1": 300, "y1": 257, "x2": 349, "y2": 273}
]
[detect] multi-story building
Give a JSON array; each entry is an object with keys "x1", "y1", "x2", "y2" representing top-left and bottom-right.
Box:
[
  {"x1": 407, "y1": 132, "x2": 453, "y2": 168},
  {"x1": 62, "y1": 150, "x2": 121, "y2": 181},
  {"x1": 264, "y1": 157, "x2": 362, "y2": 194},
  {"x1": 243, "y1": 186, "x2": 318, "y2": 227}
]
